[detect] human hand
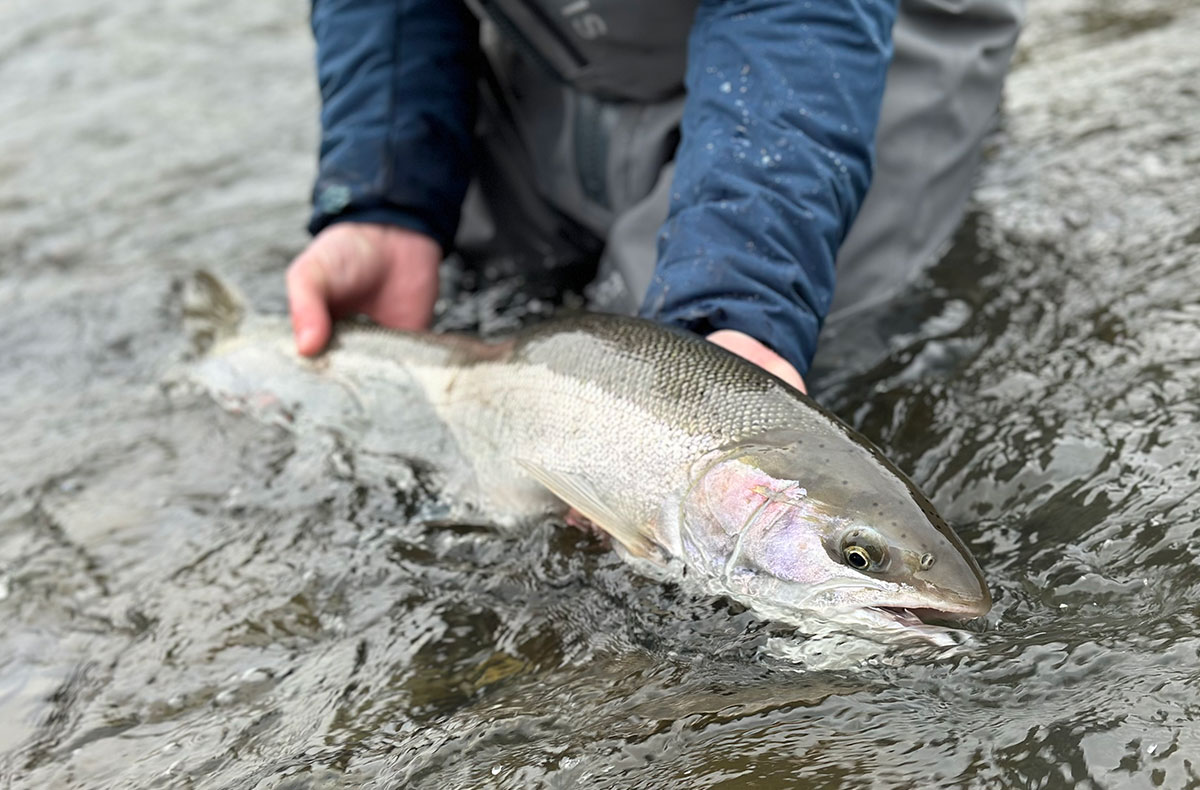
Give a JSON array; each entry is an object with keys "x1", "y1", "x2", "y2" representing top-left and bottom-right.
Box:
[
  {"x1": 286, "y1": 223, "x2": 442, "y2": 356},
  {"x1": 707, "y1": 329, "x2": 806, "y2": 394}
]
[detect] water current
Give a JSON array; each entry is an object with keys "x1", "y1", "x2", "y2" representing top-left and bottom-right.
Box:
[{"x1": 1, "y1": 1, "x2": 1198, "y2": 787}]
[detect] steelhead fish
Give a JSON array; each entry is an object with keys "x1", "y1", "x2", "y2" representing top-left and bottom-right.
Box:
[{"x1": 185, "y1": 275, "x2": 990, "y2": 645}]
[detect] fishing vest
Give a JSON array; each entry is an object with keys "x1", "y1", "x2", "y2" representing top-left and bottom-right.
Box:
[{"x1": 464, "y1": 0, "x2": 699, "y2": 100}]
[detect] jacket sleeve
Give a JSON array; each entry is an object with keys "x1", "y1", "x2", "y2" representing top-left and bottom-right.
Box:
[
  {"x1": 307, "y1": 0, "x2": 479, "y2": 251},
  {"x1": 639, "y1": 0, "x2": 898, "y2": 376}
]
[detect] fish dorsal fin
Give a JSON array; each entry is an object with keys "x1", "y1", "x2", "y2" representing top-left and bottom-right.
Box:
[{"x1": 516, "y1": 459, "x2": 656, "y2": 558}]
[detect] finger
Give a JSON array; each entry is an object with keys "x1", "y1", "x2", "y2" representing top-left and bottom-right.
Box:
[
  {"x1": 762, "y1": 357, "x2": 807, "y2": 394},
  {"x1": 707, "y1": 329, "x2": 807, "y2": 394},
  {"x1": 286, "y1": 253, "x2": 333, "y2": 356}
]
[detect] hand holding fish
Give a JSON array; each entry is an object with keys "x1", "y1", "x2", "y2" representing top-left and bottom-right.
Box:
[
  {"x1": 286, "y1": 222, "x2": 440, "y2": 356},
  {"x1": 285, "y1": 223, "x2": 806, "y2": 393}
]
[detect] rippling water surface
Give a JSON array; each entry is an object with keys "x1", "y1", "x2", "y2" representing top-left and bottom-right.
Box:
[{"x1": 2, "y1": 1, "x2": 1199, "y2": 787}]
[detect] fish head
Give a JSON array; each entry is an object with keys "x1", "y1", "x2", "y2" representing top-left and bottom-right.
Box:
[{"x1": 677, "y1": 434, "x2": 990, "y2": 639}]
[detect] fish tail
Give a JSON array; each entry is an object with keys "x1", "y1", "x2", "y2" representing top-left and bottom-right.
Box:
[{"x1": 181, "y1": 270, "x2": 246, "y2": 354}]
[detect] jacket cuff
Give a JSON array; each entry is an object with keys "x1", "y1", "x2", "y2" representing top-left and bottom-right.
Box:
[
  {"x1": 640, "y1": 261, "x2": 823, "y2": 377},
  {"x1": 307, "y1": 202, "x2": 447, "y2": 254}
]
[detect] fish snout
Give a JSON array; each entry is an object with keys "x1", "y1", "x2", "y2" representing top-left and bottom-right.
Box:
[{"x1": 912, "y1": 542, "x2": 992, "y2": 620}]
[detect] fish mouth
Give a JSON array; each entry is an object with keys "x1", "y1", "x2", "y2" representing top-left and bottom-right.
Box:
[
  {"x1": 872, "y1": 604, "x2": 986, "y2": 626},
  {"x1": 833, "y1": 606, "x2": 973, "y2": 649},
  {"x1": 873, "y1": 607, "x2": 926, "y2": 627}
]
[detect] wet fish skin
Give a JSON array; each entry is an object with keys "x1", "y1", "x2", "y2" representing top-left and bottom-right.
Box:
[{"x1": 195, "y1": 307, "x2": 990, "y2": 640}]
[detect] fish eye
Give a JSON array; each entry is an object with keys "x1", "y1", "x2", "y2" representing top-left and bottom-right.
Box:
[
  {"x1": 843, "y1": 545, "x2": 871, "y2": 569},
  {"x1": 839, "y1": 528, "x2": 889, "y2": 573}
]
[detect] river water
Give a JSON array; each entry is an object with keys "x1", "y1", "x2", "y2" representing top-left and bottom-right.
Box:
[{"x1": 2, "y1": 1, "x2": 1198, "y2": 787}]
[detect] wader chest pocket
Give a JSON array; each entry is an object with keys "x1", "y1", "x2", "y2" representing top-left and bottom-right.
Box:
[{"x1": 469, "y1": 0, "x2": 588, "y2": 83}]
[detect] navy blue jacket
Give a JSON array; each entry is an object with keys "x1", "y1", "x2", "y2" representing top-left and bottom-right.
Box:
[{"x1": 308, "y1": 0, "x2": 896, "y2": 375}]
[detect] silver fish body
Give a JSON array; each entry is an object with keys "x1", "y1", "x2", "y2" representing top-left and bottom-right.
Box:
[{"x1": 194, "y1": 308, "x2": 990, "y2": 641}]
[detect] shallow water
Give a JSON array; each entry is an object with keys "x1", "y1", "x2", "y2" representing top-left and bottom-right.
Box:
[{"x1": 2, "y1": 1, "x2": 1199, "y2": 787}]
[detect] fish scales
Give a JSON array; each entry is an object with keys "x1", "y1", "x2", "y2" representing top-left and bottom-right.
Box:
[{"x1": 334, "y1": 316, "x2": 840, "y2": 534}]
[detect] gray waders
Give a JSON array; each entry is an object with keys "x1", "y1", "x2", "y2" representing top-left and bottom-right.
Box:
[{"x1": 456, "y1": 0, "x2": 1024, "y2": 375}]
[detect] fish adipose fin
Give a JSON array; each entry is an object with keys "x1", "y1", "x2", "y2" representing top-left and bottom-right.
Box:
[{"x1": 516, "y1": 459, "x2": 655, "y2": 558}]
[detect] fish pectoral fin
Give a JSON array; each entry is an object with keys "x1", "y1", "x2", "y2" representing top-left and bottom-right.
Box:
[{"x1": 516, "y1": 459, "x2": 656, "y2": 558}]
